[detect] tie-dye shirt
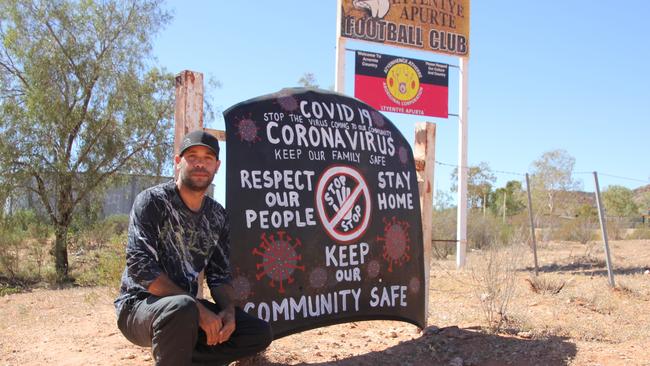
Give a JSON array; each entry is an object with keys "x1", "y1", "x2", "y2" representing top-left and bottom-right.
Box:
[{"x1": 114, "y1": 181, "x2": 232, "y2": 313}]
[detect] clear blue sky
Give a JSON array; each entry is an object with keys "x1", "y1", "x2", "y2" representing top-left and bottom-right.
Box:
[{"x1": 153, "y1": 1, "x2": 650, "y2": 202}]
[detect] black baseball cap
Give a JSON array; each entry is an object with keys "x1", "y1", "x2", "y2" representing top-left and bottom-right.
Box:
[{"x1": 179, "y1": 130, "x2": 220, "y2": 159}]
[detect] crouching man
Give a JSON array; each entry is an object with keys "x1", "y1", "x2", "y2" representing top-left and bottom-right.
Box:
[{"x1": 115, "y1": 131, "x2": 272, "y2": 365}]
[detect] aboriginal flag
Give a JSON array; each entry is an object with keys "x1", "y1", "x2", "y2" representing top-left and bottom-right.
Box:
[{"x1": 354, "y1": 51, "x2": 448, "y2": 118}]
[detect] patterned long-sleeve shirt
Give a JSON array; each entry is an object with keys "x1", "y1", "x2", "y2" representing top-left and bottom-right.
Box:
[{"x1": 114, "y1": 181, "x2": 232, "y2": 314}]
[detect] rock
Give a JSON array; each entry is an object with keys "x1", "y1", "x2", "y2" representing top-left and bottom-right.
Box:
[
  {"x1": 517, "y1": 331, "x2": 533, "y2": 339},
  {"x1": 644, "y1": 269, "x2": 649, "y2": 275},
  {"x1": 440, "y1": 326, "x2": 468, "y2": 339},
  {"x1": 449, "y1": 356, "x2": 464, "y2": 366},
  {"x1": 422, "y1": 325, "x2": 441, "y2": 335},
  {"x1": 390, "y1": 331, "x2": 398, "y2": 338}
]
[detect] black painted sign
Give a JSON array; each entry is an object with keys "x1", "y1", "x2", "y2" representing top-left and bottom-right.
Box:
[{"x1": 224, "y1": 88, "x2": 424, "y2": 338}]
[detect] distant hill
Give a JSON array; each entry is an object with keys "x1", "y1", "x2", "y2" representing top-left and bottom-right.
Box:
[{"x1": 633, "y1": 184, "x2": 650, "y2": 196}]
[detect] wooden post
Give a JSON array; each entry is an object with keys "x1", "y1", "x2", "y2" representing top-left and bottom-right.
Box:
[
  {"x1": 174, "y1": 70, "x2": 205, "y2": 297},
  {"x1": 174, "y1": 70, "x2": 204, "y2": 160},
  {"x1": 415, "y1": 122, "x2": 436, "y2": 327}
]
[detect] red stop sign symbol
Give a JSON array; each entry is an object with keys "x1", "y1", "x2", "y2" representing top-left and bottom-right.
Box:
[{"x1": 315, "y1": 166, "x2": 372, "y2": 243}]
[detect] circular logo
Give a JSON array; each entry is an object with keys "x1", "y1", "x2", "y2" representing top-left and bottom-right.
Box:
[{"x1": 385, "y1": 62, "x2": 420, "y2": 102}]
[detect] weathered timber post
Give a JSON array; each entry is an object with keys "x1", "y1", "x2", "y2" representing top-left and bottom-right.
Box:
[
  {"x1": 174, "y1": 70, "x2": 205, "y2": 297},
  {"x1": 174, "y1": 70, "x2": 204, "y2": 157},
  {"x1": 415, "y1": 122, "x2": 436, "y2": 326}
]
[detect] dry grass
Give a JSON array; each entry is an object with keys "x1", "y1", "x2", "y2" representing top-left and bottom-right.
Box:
[
  {"x1": 526, "y1": 275, "x2": 568, "y2": 294},
  {"x1": 428, "y1": 240, "x2": 650, "y2": 348},
  {"x1": 468, "y1": 243, "x2": 524, "y2": 333}
]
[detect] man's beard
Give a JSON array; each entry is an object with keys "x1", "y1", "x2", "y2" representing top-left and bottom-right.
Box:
[{"x1": 180, "y1": 167, "x2": 214, "y2": 192}]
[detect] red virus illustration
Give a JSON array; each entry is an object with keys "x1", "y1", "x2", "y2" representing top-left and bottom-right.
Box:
[
  {"x1": 409, "y1": 276, "x2": 421, "y2": 294},
  {"x1": 235, "y1": 114, "x2": 261, "y2": 143},
  {"x1": 366, "y1": 259, "x2": 381, "y2": 279},
  {"x1": 252, "y1": 231, "x2": 305, "y2": 294},
  {"x1": 398, "y1": 146, "x2": 409, "y2": 164},
  {"x1": 377, "y1": 216, "x2": 411, "y2": 272},
  {"x1": 232, "y1": 275, "x2": 252, "y2": 301},
  {"x1": 308, "y1": 267, "x2": 328, "y2": 289},
  {"x1": 275, "y1": 91, "x2": 299, "y2": 112},
  {"x1": 371, "y1": 110, "x2": 385, "y2": 127}
]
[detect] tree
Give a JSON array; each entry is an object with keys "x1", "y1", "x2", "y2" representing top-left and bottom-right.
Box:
[
  {"x1": 529, "y1": 149, "x2": 581, "y2": 216},
  {"x1": 434, "y1": 189, "x2": 455, "y2": 211},
  {"x1": 297, "y1": 72, "x2": 319, "y2": 88},
  {"x1": 631, "y1": 186, "x2": 650, "y2": 215},
  {"x1": 451, "y1": 161, "x2": 496, "y2": 214},
  {"x1": 0, "y1": 0, "x2": 174, "y2": 281},
  {"x1": 489, "y1": 180, "x2": 525, "y2": 219},
  {"x1": 602, "y1": 185, "x2": 638, "y2": 218}
]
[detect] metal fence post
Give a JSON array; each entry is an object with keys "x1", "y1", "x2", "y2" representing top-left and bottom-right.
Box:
[{"x1": 593, "y1": 171, "x2": 616, "y2": 287}]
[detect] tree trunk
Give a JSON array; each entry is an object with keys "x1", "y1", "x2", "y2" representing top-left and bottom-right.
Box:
[
  {"x1": 482, "y1": 194, "x2": 487, "y2": 216},
  {"x1": 54, "y1": 176, "x2": 74, "y2": 283},
  {"x1": 54, "y1": 224, "x2": 69, "y2": 281}
]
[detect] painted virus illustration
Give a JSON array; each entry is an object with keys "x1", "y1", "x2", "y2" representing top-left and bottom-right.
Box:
[
  {"x1": 409, "y1": 276, "x2": 421, "y2": 294},
  {"x1": 275, "y1": 91, "x2": 299, "y2": 112},
  {"x1": 398, "y1": 146, "x2": 409, "y2": 164},
  {"x1": 371, "y1": 110, "x2": 385, "y2": 127},
  {"x1": 366, "y1": 259, "x2": 381, "y2": 279},
  {"x1": 377, "y1": 216, "x2": 411, "y2": 272},
  {"x1": 232, "y1": 275, "x2": 252, "y2": 301},
  {"x1": 234, "y1": 114, "x2": 261, "y2": 143},
  {"x1": 308, "y1": 267, "x2": 328, "y2": 289},
  {"x1": 252, "y1": 231, "x2": 305, "y2": 294}
]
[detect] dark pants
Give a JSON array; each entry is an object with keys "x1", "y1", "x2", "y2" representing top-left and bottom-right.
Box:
[{"x1": 117, "y1": 295, "x2": 272, "y2": 366}]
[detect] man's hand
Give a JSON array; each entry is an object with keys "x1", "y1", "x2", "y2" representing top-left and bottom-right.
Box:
[
  {"x1": 216, "y1": 307, "x2": 236, "y2": 344},
  {"x1": 197, "y1": 301, "x2": 224, "y2": 346},
  {"x1": 208, "y1": 284, "x2": 237, "y2": 344}
]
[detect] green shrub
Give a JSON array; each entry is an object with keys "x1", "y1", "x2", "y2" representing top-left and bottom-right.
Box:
[
  {"x1": 553, "y1": 218, "x2": 596, "y2": 244},
  {"x1": 605, "y1": 218, "x2": 624, "y2": 240},
  {"x1": 0, "y1": 218, "x2": 51, "y2": 282},
  {"x1": 470, "y1": 242, "x2": 524, "y2": 333},
  {"x1": 3, "y1": 209, "x2": 40, "y2": 231},
  {"x1": 0, "y1": 284, "x2": 22, "y2": 296},
  {"x1": 431, "y1": 209, "x2": 456, "y2": 259},
  {"x1": 75, "y1": 232, "x2": 126, "y2": 288},
  {"x1": 71, "y1": 214, "x2": 129, "y2": 251},
  {"x1": 103, "y1": 232, "x2": 126, "y2": 284},
  {"x1": 468, "y1": 213, "x2": 511, "y2": 249},
  {"x1": 626, "y1": 227, "x2": 650, "y2": 240},
  {"x1": 0, "y1": 226, "x2": 25, "y2": 279}
]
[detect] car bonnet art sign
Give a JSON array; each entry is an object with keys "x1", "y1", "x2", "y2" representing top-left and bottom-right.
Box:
[{"x1": 224, "y1": 89, "x2": 425, "y2": 338}]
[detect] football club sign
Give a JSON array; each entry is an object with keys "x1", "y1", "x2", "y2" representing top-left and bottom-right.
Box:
[{"x1": 340, "y1": 0, "x2": 470, "y2": 57}]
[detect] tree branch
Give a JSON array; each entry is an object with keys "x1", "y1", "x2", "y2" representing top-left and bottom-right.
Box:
[
  {"x1": 43, "y1": 19, "x2": 79, "y2": 80},
  {"x1": 11, "y1": 160, "x2": 58, "y2": 224},
  {"x1": 71, "y1": 114, "x2": 114, "y2": 172}
]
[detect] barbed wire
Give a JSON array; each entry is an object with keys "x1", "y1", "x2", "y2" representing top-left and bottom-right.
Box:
[
  {"x1": 435, "y1": 160, "x2": 524, "y2": 177},
  {"x1": 435, "y1": 161, "x2": 650, "y2": 185},
  {"x1": 573, "y1": 171, "x2": 650, "y2": 184}
]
